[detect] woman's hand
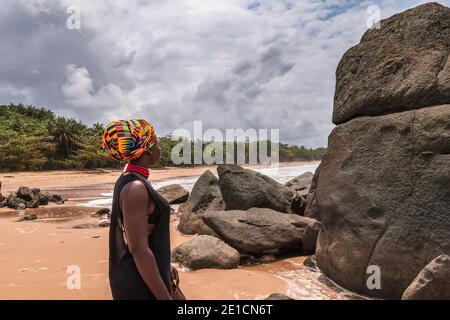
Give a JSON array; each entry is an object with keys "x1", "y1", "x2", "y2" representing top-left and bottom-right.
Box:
[{"x1": 170, "y1": 266, "x2": 186, "y2": 300}]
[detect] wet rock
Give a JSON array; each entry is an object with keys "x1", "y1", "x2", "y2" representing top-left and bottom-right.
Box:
[
  {"x1": 178, "y1": 170, "x2": 225, "y2": 235},
  {"x1": 303, "y1": 255, "x2": 318, "y2": 271},
  {"x1": 171, "y1": 235, "x2": 240, "y2": 270},
  {"x1": 202, "y1": 208, "x2": 316, "y2": 255},
  {"x1": 402, "y1": 254, "x2": 450, "y2": 300},
  {"x1": 217, "y1": 164, "x2": 301, "y2": 214},
  {"x1": 157, "y1": 184, "x2": 189, "y2": 204},
  {"x1": 265, "y1": 293, "x2": 294, "y2": 300}
]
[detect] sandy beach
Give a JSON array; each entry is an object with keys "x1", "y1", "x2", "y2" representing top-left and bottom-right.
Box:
[{"x1": 0, "y1": 161, "x2": 362, "y2": 300}]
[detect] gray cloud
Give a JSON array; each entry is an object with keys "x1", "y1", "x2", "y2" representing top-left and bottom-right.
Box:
[{"x1": 0, "y1": 0, "x2": 447, "y2": 147}]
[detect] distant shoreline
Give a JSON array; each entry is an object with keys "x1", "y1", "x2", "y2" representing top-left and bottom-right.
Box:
[{"x1": 0, "y1": 160, "x2": 320, "y2": 194}]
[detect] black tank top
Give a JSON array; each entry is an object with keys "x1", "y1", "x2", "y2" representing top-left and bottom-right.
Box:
[{"x1": 109, "y1": 172, "x2": 171, "y2": 300}]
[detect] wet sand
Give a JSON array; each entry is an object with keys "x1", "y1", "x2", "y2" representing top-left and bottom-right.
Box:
[{"x1": 0, "y1": 162, "x2": 363, "y2": 300}]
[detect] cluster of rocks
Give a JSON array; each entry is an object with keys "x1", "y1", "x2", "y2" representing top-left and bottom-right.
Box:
[
  {"x1": 92, "y1": 207, "x2": 111, "y2": 227},
  {"x1": 305, "y1": 3, "x2": 450, "y2": 300},
  {"x1": 172, "y1": 164, "x2": 320, "y2": 271},
  {"x1": 0, "y1": 183, "x2": 64, "y2": 210}
]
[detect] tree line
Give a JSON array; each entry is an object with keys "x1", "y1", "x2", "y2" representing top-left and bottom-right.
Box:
[{"x1": 0, "y1": 104, "x2": 326, "y2": 171}]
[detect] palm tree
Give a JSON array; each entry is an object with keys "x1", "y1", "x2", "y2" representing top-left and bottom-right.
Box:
[
  {"x1": 48, "y1": 117, "x2": 85, "y2": 157},
  {"x1": 92, "y1": 122, "x2": 104, "y2": 136}
]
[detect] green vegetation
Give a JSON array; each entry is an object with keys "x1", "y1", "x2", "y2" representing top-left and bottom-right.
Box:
[{"x1": 0, "y1": 104, "x2": 326, "y2": 171}]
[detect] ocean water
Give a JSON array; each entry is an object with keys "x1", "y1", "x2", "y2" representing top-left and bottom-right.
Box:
[{"x1": 84, "y1": 163, "x2": 319, "y2": 208}]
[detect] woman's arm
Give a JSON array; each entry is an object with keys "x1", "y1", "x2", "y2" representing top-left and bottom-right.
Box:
[{"x1": 121, "y1": 180, "x2": 172, "y2": 300}]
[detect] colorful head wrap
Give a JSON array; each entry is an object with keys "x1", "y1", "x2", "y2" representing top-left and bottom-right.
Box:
[{"x1": 101, "y1": 119, "x2": 157, "y2": 162}]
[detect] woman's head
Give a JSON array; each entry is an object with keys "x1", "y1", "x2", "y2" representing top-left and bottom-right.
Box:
[{"x1": 101, "y1": 119, "x2": 160, "y2": 167}]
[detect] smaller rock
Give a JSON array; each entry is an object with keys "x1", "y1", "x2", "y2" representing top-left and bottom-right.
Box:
[
  {"x1": 0, "y1": 200, "x2": 6, "y2": 208},
  {"x1": 302, "y1": 221, "x2": 321, "y2": 254},
  {"x1": 93, "y1": 208, "x2": 110, "y2": 217},
  {"x1": 203, "y1": 208, "x2": 315, "y2": 255},
  {"x1": 49, "y1": 194, "x2": 63, "y2": 202},
  {"x1": 31, "y1": 188, "x2": 41, "y2": 195},
  {"x1": 24, "y1": 213, "x2": 38, "y2": 221},
  {"x1": 55, "y1": 200, "x2": 65, "y2": 205},
  {"x1": 16, "y1": 213, "x2": 38, "y2": 222},
  {"x1": 157, "y1": 184, "x2": 189, "y2": 204},
  {"x1": 285, "y1": 172, "x2": 314, "y2": 192},
  {"x1": 171, "y1": 235, "x2": 240, "y2": 270},
  {"x1": 265, "y1": 293, "x2": 294, "y2": 300},
  {"x1": 177, "y1": 170, "x2": 225, "y2": 235},
  {"x1": 402, "y1": 254, "x2": 450, "y2": 300},
  {"x1": 37, "y1": 192, "x2": 50, "y2": 205},
  {"x1": 17, "y1": 186, "x2": 35, "y2": 202}
]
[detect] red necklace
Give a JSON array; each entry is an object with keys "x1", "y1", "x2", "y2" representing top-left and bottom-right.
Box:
[{"x1": 123, "y1": 163, "x2": 149, "y2": 179}]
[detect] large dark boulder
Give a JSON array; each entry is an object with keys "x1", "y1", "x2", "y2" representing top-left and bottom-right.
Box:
[
  {"x1": 202, "y1": 207, "x2": 316, "y2": 255},
  {"x1": 171, "y1": 235, "x2": 240, "y2": 270},
  {"x1": 309, "y1": 3, "x2": 450, "y2": 300},
  {"x1": 310, "y1": 105, "x2": 450, "y2": 299},
  {"x1": 402, "y1": 254, "x2": 450, "y2": 300},
  {"x1": 178, "y1": 170, "x2": 225, "y2": 235},
  {"x1": 333, "y1": 3, "x2": 450, "y2": 125},
  {"x1": 217, "y1": 164, "x2": 301, "y2": 214},
  {"x1": 157, "y1": 184, "x2": 189, "y2": 204}
]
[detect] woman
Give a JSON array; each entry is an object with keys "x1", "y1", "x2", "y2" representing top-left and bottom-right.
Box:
[{"x1": 102, "y1": 119, "x2": 185, "y2": 300}]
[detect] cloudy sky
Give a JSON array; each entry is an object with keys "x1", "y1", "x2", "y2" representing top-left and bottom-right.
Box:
[{"x1": 0, "y1": 0, "x2": 447, "y2": 147}]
